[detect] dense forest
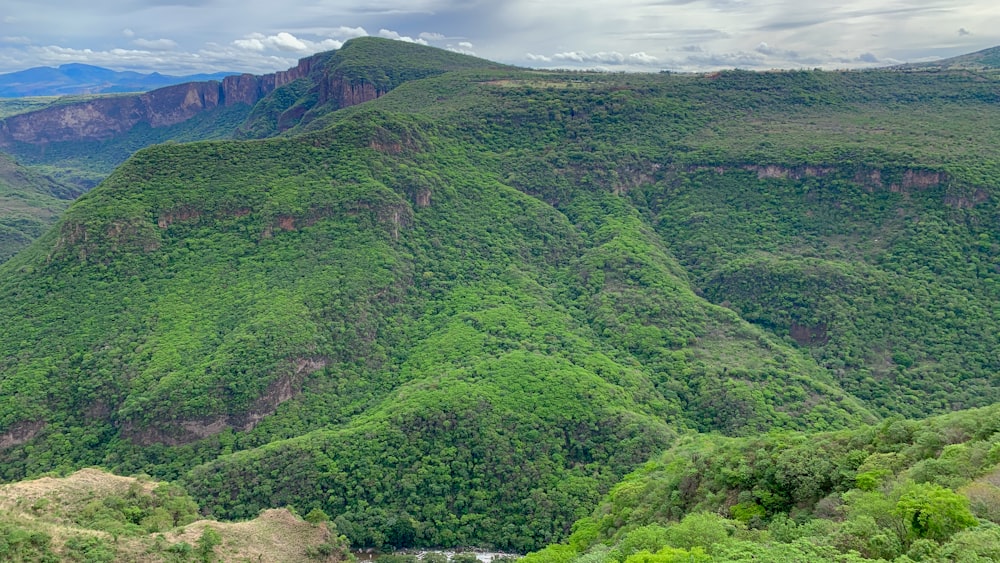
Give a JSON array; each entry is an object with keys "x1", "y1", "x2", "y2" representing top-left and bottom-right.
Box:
[{"x1": 0, "y1": 38, "x2": 997, "y2": 560}]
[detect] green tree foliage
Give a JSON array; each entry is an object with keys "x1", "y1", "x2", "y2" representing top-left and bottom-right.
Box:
[
  {"x1": 0, "y1": 38, "x2": 999, "y2": 555},
  {"x1": 894, "y1": 482, "x2": 978, "y2": 543},
  {"x1": 526, "y1": 405, "x2": 1000, "y2": 561},
  {"x1": 63, "y1": 535, "x2": 116, "y2": 562},
  {"x1": 195, "y1": 527, "x2": 222, "y2": 562},
  {"x1": 0, "y1": 523, "x2": 58, "y2": 562}
]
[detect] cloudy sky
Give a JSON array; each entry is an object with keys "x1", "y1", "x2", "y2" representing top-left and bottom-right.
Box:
[{"x1": 1, "y1": 1, "x2": 998, "y2": 75}]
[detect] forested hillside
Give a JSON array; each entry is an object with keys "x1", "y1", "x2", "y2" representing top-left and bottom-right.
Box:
[
  {"x1": 0, "y1": 37, "x2": 997, "y2": 556},
  {"x1": 0, "y1": 39, "x2": 509, "y2": 263},
  {"x1": 0, "y1": 153, "x2": 78, "y2": 262},
  {"x1": 525, "y1": 405, "x2": 1000, "y2": 562}
]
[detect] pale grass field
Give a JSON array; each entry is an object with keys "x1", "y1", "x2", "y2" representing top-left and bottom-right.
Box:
[{"x1": 0, "y1": 468, "x2": 345, "y2": 562}]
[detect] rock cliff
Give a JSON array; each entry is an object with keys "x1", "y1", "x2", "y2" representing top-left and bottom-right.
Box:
[
  {"x1": 0, "y1": 55, "x2": 320, "y2": 146},
  {"x1": 0, "y1": 37, "x2": 502, "y2": 149}
]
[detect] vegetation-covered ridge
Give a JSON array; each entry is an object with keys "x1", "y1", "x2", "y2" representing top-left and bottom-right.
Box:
[
  {"x1": 0, "y1": 40, "x2": 997, "y2": 553},
  {"x1": 237, "y1": 36, "x2": 510, "y2": 139},
  {"x1": 525, "y1": 404, "x2": 1000, "y2": 562}
]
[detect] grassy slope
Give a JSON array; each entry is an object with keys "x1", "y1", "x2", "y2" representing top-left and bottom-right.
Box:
[
  {"x1": 0, "y1": 42, "x2": 997, "y2": 553},
  {"x1": 0, "y1": 468, "x2": 348, "y2": 561}
]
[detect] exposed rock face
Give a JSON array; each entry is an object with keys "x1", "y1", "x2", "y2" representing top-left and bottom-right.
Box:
[
  {"x1": 0, "y1": 420, "x2": 45, "y2": 450},
  {"x1": 0, "y1": 47, "x2": 404, "y2": 148},
  {"x1": 0, "y1": 56, "x2": 318, "y2": 146},
  {"x1": 323, "y1": 77, "x2": 384, "y2": 109}
]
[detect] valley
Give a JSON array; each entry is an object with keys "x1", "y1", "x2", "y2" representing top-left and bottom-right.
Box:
[{"x1": 0, "y1": 37, "x2": 997, "y2": 561}]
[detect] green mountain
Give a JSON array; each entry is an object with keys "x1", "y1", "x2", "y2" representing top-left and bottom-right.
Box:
[
  {"x1": 0, "y1": 38, "x2": 998, "y2": 554},
  {"x1": 0, "y1": 38, "x2": 506, "y2": 264}
]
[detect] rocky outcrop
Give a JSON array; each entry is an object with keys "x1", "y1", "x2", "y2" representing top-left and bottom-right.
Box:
[
  {"x1": 0, "y1": 55, "x2": 317, "y2": 146},
  {"x1": 322, "y1": 77, "x2": 385, "y2": 109},
  {"x1": 0, "y1": 420, "x2": 45, "y2": 449}
]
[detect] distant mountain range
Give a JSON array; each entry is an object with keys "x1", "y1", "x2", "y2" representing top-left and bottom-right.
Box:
[
  {"x1": 0, "y1": 63, "x2": 238, "y2": 97},
  {"x1": 895, "y1": 45, "x2": 1000, "y2": 70}
]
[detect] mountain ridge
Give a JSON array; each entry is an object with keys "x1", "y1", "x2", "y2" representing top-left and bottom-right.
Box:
[{"x1": 0, "y1": 38, "x2": 510, "y2": 148}]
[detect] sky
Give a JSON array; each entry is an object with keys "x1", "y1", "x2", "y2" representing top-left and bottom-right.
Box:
[{"x1": 1, "y1": 1, "x2": 999, "y2": 75}]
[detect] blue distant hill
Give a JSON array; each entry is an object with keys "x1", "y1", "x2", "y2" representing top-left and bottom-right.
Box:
[{"x1": 0, "y1": 63, "x2": 238, "y2": 97}]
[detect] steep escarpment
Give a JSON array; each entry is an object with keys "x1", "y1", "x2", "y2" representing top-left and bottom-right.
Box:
[
  {"x1": 236, "y1": 36, "x2": 510, "y2": 137},
  {"x1": 0, "y1": 37, "x2": 506, "y2": 147},
  {"x1": 0, "y1": 38, "x2": 508, "y2": 193},
  {"x1": 0, "y1": 59, "x2": 313, "y2": 146}
]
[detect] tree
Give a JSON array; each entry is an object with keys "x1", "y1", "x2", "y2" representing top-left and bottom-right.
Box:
[{"x1": 894, "y1": 482, "x2": 978, "y2": 543}]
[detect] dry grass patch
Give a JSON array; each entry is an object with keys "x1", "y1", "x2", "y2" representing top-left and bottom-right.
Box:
[{"x1": 0, "y1": 469, "x2": 348, "y2": 562}]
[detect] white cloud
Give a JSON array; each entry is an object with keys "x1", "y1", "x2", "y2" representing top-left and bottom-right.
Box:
[
  {"x1": 232, "y1": 32, "x2": 340, "y2": 54},
  {"x1": 420, "y1": 32, "x2": 445, "y2": 41},
  {"x1": 378, "y1": 29, "x2": 428, "y2": 45},
  {"x1": 233, "y1": 34, "x2": 266, "y2": 51},
  {"x1": 629, "y1": 52, "x2": 658, "y2": 64},
  {"x1": 122, "y1": 28, "x2": 135, "y2": 38},
  {"x1": 553, "y1": 51, "x2": 623, "y2": 64},
  {"x1": 446, "y1": 41, "x2": 476, "y2": 56},
  {"x1": 132, "y1": 38, "x2": 178, "y2": 50},
  {"x1": 325, "y1": 26, "x2": 368, "y2": 39},
  {"x1": 0, "y1": 36, "x2": 31, "y2": 45},
  {"x1": 271, "y1": 32, "x2": 308, "y2": 52},
  {"x1": 544, "y1": 50, "x2": 660, "y2": 67}
]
